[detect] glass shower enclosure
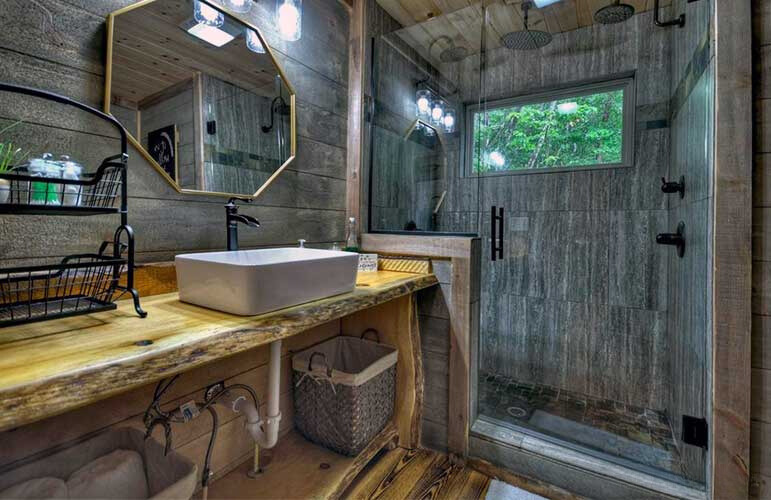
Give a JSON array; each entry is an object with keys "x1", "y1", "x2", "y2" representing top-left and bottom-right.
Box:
[{"x1": 367, "y1": 0, "x2": 713, "y2": 491}]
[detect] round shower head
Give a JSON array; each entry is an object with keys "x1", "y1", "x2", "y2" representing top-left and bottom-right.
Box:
[
  {"x1": 501, "y1": 1, "x2": 552, "y2": 51},
  {"x1": 594, "y1": 0, "x2": 635, "y2": 24},
  {"x1": 440, "y1": 45, "x2": 469, "y2": 63},
  {"x1": 501, "y1": 29, "x2": 553, "y2": 50}
]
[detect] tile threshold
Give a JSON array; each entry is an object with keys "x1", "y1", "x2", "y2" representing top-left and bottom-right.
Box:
[{"x1": 471, "y1": 417, "x2": 706, "y2": 500}]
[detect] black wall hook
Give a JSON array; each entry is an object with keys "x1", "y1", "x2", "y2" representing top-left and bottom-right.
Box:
[
  {"x1": 657, "y1": 221, "x2": 686, "y2": 258},
  {"x1": 661, "y1": 176, "x2": 685, "y2": 198}
]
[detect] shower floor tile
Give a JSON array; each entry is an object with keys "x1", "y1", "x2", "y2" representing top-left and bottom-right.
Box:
[{"x1": 478, "y1": 372, "x2": 684, "y2": 477}]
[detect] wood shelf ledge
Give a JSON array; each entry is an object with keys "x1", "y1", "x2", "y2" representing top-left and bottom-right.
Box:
[{"x1": 0, "y1": 271, "x2": 437, "y2": 432}]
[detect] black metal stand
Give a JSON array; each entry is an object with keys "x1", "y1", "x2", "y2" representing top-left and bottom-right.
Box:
[{"x1": 0, "y1": 82, "x2": 145, "y2": 326}]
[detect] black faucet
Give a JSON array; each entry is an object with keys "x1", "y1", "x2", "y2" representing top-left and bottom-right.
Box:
[{"x1": 225, "y1": 197, "x2": 260, "y2": 251}]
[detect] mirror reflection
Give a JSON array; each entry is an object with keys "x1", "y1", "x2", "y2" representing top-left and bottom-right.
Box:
[{"x1": 107, "y1": 0, "x2": 294, "y2": 196}]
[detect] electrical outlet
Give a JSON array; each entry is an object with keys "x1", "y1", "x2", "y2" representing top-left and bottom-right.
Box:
[{"x1": 205, "y1": 381, "x2": 225, "y2": 401}]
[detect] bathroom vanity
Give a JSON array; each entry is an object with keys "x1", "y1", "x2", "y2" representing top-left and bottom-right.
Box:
[{"x1": 0, "y1": 267, "x2": 437, "y2": 498}]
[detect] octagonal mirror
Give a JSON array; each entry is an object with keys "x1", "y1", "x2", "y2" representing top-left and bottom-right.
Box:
[{"x1": 105, "y1": 0, "x2": 295, "y2": 198}]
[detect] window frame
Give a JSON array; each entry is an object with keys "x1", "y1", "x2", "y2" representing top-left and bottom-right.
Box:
[{"x1": 463, "y1": 76, "x2": 636, "y2": 177}]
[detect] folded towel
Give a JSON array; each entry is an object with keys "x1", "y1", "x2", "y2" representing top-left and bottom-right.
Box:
[
  {"x1": 67, "y1": 449, "x2": 148, "y2": 500},
  {"x1": 0, "y1": 477, "x2": 68, "y2": 499}
]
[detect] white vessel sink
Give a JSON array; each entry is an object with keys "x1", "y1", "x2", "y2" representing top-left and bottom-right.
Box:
[{"x1": 175, "y1": 248, "x2": 359, "y2": 316}]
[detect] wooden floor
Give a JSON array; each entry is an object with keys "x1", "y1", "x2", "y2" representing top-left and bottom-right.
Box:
[{"x1": 344, "y1": 448, "x2": 492, "y2": 500}]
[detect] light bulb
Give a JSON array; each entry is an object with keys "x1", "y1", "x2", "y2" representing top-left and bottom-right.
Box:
[
  {"x1": 416, "y1": 89, "x2": 432, "y2": 119},
  {"x1": 224, "y1": 0, "x2": 251, "y2": 13},
  {"x1": 557, "y1": 102, "x2": 578, "y2": 114},
  {"x1": 276, "y1": 0, "x2": 302, "y2": 41},
  {"x1": 431, "y1": 101, "x2": 444, "y2": 124},
  {"x1": 443, "y1": 109, "x2": 455, "y2": 132},
  {"x1": 488, "y1": 151, "x2": 506, "y2": 168},
  {"x1": 194, "y1": 0, "x2": 224, "y2": 27},
  {"x1": 246, "y1": 28, "x2": 266, "y2": 53}
]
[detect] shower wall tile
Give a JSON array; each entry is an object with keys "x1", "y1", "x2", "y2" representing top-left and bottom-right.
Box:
[
  {"x1": 558, "y1": 301, "x2": 606, "y2": 397},
  {"x1": 608, "y1": 210, "x2": 668, "y2": 311},
  {"x1": 612, "y1": 307, "x2": 668, "y2": 409},
  {"x1": 495, "y1": 210, "x2": 609, "y2": 304},
  {"x1": 565, "y1": 211, "x2": 610, "y2": 304},
  {"x1": 609, "y1": 128, "x2": 669, "y2": 211},
  {"x1": 565, "y1": 169, "x2": 611, "y2": 212}
]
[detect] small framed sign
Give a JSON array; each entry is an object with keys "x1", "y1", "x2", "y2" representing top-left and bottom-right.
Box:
[
  {"x1": 358, "y1": 253, "x2": 378, "y2": 273},
  {"x1": 148, "y1": 124, "x2": 178, "y2": 181}
]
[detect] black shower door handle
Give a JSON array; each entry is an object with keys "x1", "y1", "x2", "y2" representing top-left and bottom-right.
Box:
[{"x1": 491, "y1": 206, "x2": 504, "y2": 261}]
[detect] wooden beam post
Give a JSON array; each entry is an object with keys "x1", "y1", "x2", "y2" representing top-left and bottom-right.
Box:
[
  {"x1": 711, "y1": 0, "x2": 752, "y2": 498},
  {"x1": 346, "y1": 0, "x2": 366, "y2": 232}
]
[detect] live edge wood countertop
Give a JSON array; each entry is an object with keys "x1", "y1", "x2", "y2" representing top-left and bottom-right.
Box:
[{"x1": 0, "y1": 271, "x2": 437, "y2": 432}]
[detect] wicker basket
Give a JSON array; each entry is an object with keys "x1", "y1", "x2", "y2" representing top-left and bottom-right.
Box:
[{"x1": 292, "y1": 331, "x2": 397, "y2": 456}]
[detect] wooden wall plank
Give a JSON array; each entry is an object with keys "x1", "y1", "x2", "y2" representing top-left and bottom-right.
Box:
[
  {"x1": 347, "y1": 0, "x2": 366, "y2": 229},
  {"x1": 713, "y1": 0, "x2": 753, "y2": 498}
]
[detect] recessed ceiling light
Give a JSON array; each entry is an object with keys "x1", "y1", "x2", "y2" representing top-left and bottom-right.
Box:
[
  {"x1": 533, "y1": 0, "x2": 562, "y2": 7},
  {"x1": 187, "y1": 23, "x2": 235, "y2": 47}
]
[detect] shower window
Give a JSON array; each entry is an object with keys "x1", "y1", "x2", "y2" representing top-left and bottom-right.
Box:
[{"x1": 466, "y1": 77, "x2": 635, "y2": 175}]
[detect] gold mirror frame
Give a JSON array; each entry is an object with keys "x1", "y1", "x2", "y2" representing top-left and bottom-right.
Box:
[{"x1": 104, "y1": 0, "x2": 296, "y2": 199}]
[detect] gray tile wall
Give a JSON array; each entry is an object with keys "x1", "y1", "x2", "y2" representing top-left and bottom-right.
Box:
[{"x1": 0, "y1": 0, "x2": 349, "y2": 266}]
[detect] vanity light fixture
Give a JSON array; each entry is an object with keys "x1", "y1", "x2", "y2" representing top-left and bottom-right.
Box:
[
  {"x1": 187, "y1": 22, "x2": 235, "y2": 46},
  {"x1": 416, "y1": 89, "x2": 432, "y2": 119},
  {"x1": 223, "y1": 0, "x2": 252, "y2": 13},
  {"x1": 194, "y1": 0, "x2": 224, "y2": 27},
  {"x1": 443, "y1": 109, "x2": 456, "y2": 133},
  {"x1": 276, "y1": 0, "x2": 302, "y2": 41},
  {"x1": 246, "y1": 28, "x2": 266, "y2": 53}
]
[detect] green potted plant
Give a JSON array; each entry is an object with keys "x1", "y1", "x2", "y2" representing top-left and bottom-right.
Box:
[{"x1": 0, "y1": 121, "x2": 29, "y2": 204}]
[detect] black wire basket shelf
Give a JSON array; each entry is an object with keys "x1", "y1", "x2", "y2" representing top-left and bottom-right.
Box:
[
  {"x1": 0, "y1": 155, "x2": 124, "y2": 216},
  {"x1": 0, "y1": 249, "x2": 128, "y2": 327},
  {"x1": 0, "y1": 81, "x2": 146, "y2": 325}
]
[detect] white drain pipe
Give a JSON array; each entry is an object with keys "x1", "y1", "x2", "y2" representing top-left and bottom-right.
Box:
[{"x1": 224, "y1": 339, "x2": 282, "y2": 449}]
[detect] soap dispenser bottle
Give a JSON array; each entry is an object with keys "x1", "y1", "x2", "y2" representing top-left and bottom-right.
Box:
[{"x1": 344, "y1": 217, "x2": 359, "y2": 252}]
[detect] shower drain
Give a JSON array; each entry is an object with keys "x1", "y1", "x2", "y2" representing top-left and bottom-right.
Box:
[{"x1": 506, "y1": 406, "x2": 528, "y2": 418}]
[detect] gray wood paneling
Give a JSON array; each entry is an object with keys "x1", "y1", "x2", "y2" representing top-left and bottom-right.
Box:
[
  {"x1": 755, "y1": 13, "x2": 771, "y2": 474},
  {"x1": 0, "y1": 0, "x2": 350, "y2": 265}
]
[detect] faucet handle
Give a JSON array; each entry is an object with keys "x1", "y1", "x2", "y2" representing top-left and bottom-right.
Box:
[
  {"x1": 226, "y1": 197, "x2": 253, "y2": 207},
  {"x1": 298, "y1": 239, "x2": 306, "y2": 248}
]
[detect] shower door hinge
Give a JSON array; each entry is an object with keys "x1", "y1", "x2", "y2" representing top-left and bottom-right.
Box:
[{"x1": 682, "y1": 415, "x2": 708, "y2": 449}]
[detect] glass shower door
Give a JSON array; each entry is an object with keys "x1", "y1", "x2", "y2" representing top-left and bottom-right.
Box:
[{"x1": 472, "y1": 0, "x2": 711, "y2": 487}]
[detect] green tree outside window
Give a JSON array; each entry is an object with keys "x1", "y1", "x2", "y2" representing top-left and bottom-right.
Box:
[{"x1": 473, "y1": 88, "x2": 625, "y2": 173}]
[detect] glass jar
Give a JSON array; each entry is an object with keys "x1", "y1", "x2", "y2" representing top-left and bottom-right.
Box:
[
  {"x1": 59, "y1": 155, "x2": 83, "y2": 206},
  {"x1": 27, "y1": 153, "x2": 62, "y2": 205}
]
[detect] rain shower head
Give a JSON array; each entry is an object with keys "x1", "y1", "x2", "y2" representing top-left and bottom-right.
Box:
[
  {"x1": 430, "y1": 36, "x2": 470, "y2": 63},
  {"x1": 501, "y1": 1, "x2": 552, "y2": 51},
  {"x1": 594, "y1": 0, "x2": 635, "y2": 24},
  {"x1": 440, "y1": 45, "x2": 469, "y2": 63}
]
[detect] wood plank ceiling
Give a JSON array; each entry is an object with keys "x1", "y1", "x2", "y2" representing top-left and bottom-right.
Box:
[
  {"x1": 377, "y1": 0, "x2": 672, "y2": 68},
  {"x1": 112, "y1": 0, "x2": 279, "y2": 106}
]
